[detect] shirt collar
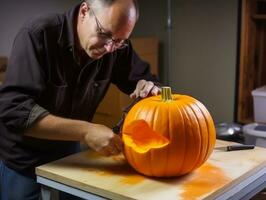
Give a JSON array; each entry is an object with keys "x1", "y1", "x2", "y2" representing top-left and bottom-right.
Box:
[
  {"x1": 58, "y1": 3, "x2": 81, "y2": 49},
  {"x1": 58, "y1": 3, "x2": 87, "y2": 65}
]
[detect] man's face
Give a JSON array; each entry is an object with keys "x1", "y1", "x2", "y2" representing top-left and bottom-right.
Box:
[{"x1": 77, "y1": 2, "x2": 137, "y2": 59}]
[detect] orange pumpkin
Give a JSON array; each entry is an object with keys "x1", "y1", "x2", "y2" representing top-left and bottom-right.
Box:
[{"x1": 122, "y1": 87, "x2": 216, "y2": 177}]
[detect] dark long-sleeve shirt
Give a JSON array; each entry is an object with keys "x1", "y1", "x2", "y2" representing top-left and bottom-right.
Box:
[{"x1": 0, "y1": 3, "x2": 159, "y2": 177}]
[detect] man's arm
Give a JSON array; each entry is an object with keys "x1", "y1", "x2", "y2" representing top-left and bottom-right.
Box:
[{"x1": 25, "y1": 114, "x2": 123, "y2": 156}]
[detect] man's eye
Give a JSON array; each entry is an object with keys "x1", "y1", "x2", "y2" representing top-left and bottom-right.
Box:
[{"x1": 98, "y1": 32, "x2": 112, "y2": 39}]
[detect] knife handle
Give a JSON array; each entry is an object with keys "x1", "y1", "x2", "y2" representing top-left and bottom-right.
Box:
[
  {"x1": 227, "y1": 145, "x2": 255, "y2": 151},
  {"x1": 123, "y1": 97, "x2": 142, "y2": 113},
  {"x1": 112, "y1": 97, "x2": 142, "y2": 134}
]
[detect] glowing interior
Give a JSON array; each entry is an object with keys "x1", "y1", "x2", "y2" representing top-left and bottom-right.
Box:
[{"x1": 123, "y1": 120, "x2": 169, "y2": 153}]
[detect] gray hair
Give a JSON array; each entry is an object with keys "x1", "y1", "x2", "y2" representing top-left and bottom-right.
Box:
[{"x1": 85, "y1": 0, "x2": 139, "y2": 20}]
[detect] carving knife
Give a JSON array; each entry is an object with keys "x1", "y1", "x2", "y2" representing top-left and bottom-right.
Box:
[{"x1": 215, "y1": 144, "x2": 255, "y2": 151}]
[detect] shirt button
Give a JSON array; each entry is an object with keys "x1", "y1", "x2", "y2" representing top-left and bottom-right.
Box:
[{"x1": 94, "y1": 82, "x2": 99, "y2": 87}]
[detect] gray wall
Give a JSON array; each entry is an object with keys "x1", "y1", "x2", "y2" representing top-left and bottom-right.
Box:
[
  {"x1": 133, "y1": 0, "x2": 239, "y2": 123},
  {"x1": 0, "y1": 0, "x2": 239, "y2": 123},
  {"x1": 0, "y1": 0, "x2": 79, "y2": 56}
]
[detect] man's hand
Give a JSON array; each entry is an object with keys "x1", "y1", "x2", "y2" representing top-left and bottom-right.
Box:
[
  {"x1": 24, "y1": 114, "x2": 122, "y2": 157},
  {"x1": 130, "y1": 80, "x2": 161, "y2": 99},
  {"x1": 84, "y1": 123, "x2": 123, "y2": 156}
]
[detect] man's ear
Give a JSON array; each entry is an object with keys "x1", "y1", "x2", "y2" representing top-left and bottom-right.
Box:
[{"x1": 79, "y1": 2, "x2": 89, "y2": 19}]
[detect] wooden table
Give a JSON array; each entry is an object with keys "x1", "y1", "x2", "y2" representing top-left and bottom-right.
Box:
[{"x1": 36, "y1": 140, "x2": 266, "y2": 200}]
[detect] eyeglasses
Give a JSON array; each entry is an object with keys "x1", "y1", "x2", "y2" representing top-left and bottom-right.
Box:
[{"x1": 89, "y1": 8, "x2": 128, "y2": 49}]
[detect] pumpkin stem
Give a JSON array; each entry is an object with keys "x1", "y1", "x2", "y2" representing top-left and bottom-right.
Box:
[{"x1": 161, "y1": 87, "x2": 172, "y2": 101}]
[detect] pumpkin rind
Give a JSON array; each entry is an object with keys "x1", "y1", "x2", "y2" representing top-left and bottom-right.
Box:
[{"x1": 122, "y1": 94, "x2": 216, "y2": 177}]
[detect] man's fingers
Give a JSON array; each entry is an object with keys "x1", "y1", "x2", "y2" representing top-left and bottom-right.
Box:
[
  {"x1": 98, "y1": 135, "x2": 123, "y2": 156},
  {"x1": 140, "y1": 81, "x2": 154, "y2": 97},
  {"x1": 130, "y1": 80, "x2": 146, "y2": 98},
  {"x1": 130, "y1": 92, "x2": 137, "y2": 99},
  {"x1": 130, "y1": 80, "x2": 160, "y2": 98},
  {"x1": 151, "y1": 86, "x2": 161, "y2": 95},
  {"x1": 136, "y1": 80, "x2": 146, "y2": 91},
  {"x1": 112, "y1": 135, "x2": 123, "y2": 152},
  {"x1": 98, "y1": 147, "x2": 112, "y2": 157},
  {"x1": 98, "y1": 145, "x2": 119, "y2": 156}
]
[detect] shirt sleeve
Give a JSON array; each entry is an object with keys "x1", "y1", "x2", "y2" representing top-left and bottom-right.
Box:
[
  {"x1": 0, "y1": 28, "x2": 49, "y2": 132},
  {"x1": 111, "y1": 41, "x2": 162, "y2": 95}
]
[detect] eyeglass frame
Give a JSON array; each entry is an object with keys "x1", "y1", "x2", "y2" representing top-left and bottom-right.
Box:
[{"x1": 88, "y1": 5, "x2": 129, "y2": 49}]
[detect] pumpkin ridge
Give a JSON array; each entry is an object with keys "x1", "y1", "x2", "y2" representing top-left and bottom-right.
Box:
[
  {"x1": 187, "y1": 102, "x2": 205, "y2": 171},
  {"x1": 195, "y1": 101, "x2": 215, "y2": 165},
  {"x1": 198, "y1": 104, "x2": 209, "y2": 168},
  {"x1": 193, "y1": 100, "x2": 211, "y2": 170},
  {"x1": 181, "y1": 100, "x2": 199, "y2": 174},
  {"x1": 180, "y1": 98, "x2": 202, "y2": 174},
  {"x1": 146, "y1": 103, "x2": 156, "y2": 176},
  {"x1": 150, "y1": 103, "x2": 160, "y2": 176},
  {"x1": 195, "y1": 102, "x2": 210, "y2": 168},
  {"x1": 186, "y1": 97, "x2": 209, "y2": 160},
  {"x1": 162, "y1": 103, "x2": 170, "y2": 176},
  {"x1": 176, "y1": 100, "x2": 189, "y2": 175},
  {"x1": 198, "y1": 106, "x2": 211, "y2": 166},
  {"x1": 171, "y1": 102, "x2": 186, "y2": 175}
]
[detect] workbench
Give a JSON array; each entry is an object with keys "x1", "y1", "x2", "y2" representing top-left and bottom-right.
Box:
[{"x1": 36, "y1": 140, "x2": 266, "y2": 200}]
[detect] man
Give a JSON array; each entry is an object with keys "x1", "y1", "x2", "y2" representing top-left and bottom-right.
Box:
[{"x1": 0, "y1": 0, "x2": 161, "y2": 199}]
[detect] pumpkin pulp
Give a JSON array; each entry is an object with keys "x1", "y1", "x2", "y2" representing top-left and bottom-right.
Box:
[{"x1": 123, "y1": 120, "x2": 169, "y2": 153}]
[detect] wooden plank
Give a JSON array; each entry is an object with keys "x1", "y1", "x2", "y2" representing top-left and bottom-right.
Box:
[
  {"x1": 36, "y1": 140, "x2": 266, "y2": 200},
  {"x1": 238, "y1": 0, "x2": 249, "y2": 123},
  {"x1": 238, "y1": 0, "x2": 257, "y2": 123}
]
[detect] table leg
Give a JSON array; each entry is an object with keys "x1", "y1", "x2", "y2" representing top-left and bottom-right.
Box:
[{"x1": 41, "y1": 185, "x2": 52, "y2": 200}]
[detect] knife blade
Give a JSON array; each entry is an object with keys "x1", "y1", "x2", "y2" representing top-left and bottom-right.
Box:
[
  {"x1": 215, "y1": 144, "x2": 255, "y2": 151},
  {"x1": 112, "y1": 97, "x2": 142, "y2": 134}
]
